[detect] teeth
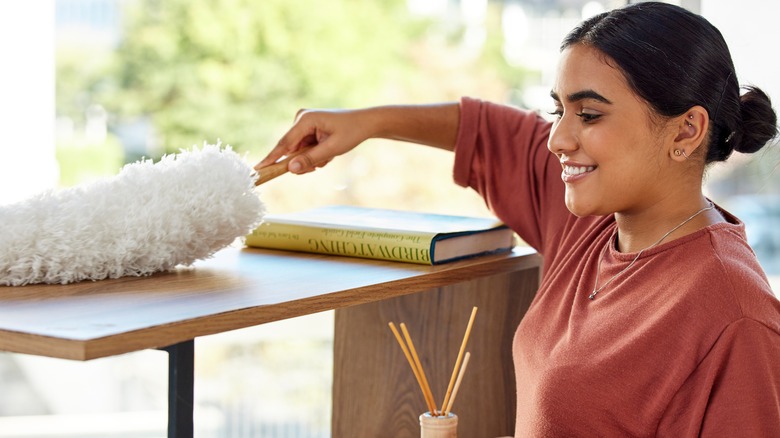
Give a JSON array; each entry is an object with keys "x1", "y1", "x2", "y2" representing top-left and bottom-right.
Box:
[{"x1": 563, "y1": 165, "x2": 595, "y2": 175}]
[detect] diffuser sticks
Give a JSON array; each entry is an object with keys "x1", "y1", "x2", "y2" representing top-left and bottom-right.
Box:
[{"x1": 388, "y1": 306, "x2": 477, "y2": 417}]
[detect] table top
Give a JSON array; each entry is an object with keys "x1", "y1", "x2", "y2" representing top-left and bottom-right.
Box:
[{"x1": 0, "y1": 246, "x2": 539, "y2": 361}]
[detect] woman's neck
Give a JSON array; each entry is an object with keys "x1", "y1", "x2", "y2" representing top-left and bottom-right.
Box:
[{"x1": 613, "y1": 194, "x2": 723, "y2": 253}]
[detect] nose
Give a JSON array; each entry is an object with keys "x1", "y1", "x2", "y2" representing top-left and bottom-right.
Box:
[{"x1": 547, "y1": 116, "x2": 578, "y2": 156}]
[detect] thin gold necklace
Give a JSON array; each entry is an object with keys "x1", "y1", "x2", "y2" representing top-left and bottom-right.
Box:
[{"x1": 589, "y1": 202, "x2": 715, "y2": 300}]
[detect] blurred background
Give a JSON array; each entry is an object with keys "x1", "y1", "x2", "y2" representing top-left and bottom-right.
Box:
[{"x1": 0, "y1": 0, "x2": 778, "y2": 436}]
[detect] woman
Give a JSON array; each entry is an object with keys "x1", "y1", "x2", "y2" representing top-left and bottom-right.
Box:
[{"x1": 257, "y1": 2, "x2": 779, "y2": 436}]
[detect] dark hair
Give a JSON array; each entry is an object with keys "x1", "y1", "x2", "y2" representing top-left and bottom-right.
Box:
[{"x1": 561, "y1": 2, "x2": 777, "y2": 163}]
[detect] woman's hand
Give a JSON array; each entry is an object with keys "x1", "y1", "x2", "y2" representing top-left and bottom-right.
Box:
[
  {"x1": 254, "y1": 108, "x2": 376, "y2": 175},
  {"x1": 254, "y1": 102, "x2": 460, "y2": 175}
]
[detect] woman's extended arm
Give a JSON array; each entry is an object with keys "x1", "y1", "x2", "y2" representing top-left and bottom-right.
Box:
[{"x1": 254, "y1": 103, "x2": 460, "y2": 175}]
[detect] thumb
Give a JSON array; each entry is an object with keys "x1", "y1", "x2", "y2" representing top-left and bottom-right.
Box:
[
  {"x1": 288, "y1": 155, "x2": 309, "y2": 173},
  {"x1": 288, "y1": 141, "x2": 335, "y2": 174}
]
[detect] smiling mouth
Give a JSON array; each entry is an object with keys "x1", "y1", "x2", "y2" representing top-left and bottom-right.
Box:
[{"x1": 563, "y1": 165, "x2": 596, "y2": 176}]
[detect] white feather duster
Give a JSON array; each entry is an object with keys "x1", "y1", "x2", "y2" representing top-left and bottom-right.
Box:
[{"x1": 0, "y1": 144, "x2": 265, "y2": 286}]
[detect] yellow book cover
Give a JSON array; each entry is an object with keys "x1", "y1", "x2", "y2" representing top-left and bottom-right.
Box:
[{"x1": 245, "y1": 205, "x2": 515, "y2": 265}]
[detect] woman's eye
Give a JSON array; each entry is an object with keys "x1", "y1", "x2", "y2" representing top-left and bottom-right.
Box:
[
  {"x1": 548, "y1": 109, "x2": 563, "y2": 119},
  {"x1": 576, "y1": 112, "x2": 601, "y2": 122}
]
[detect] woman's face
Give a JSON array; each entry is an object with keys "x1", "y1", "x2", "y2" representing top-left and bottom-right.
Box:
[{"x1": 548, "y1": 44, "x2": 674, "y2": 217}]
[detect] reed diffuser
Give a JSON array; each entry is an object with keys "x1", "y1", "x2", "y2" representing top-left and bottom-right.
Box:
[{"x1": 388, "y1": 306, "x2": 477, "y2": 438}]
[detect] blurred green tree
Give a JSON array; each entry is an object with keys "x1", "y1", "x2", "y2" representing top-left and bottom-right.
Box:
[
  {"x1": 55, "y1": 0, "x2": 547, "y2": 216},
  {"x1": 105, "y1": 0, "x2": 422, "y2": 155}
]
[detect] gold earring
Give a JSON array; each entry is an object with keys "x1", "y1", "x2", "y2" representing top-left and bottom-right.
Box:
[{"x1": 674, "y1": 149, "x2": 682, "y2": 156}]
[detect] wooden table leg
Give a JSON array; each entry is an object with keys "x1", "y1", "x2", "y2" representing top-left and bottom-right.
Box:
[
  {"x1": 162, "y1": 340, "x2": 195, "y2": 438},
  {"x1": 332, "y1": 267, "x2": 539, "y2": 438}
]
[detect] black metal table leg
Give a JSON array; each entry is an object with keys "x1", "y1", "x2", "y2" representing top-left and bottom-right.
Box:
[{"x1": 162, "y1": 340, "x2": 194, "y2": 438}]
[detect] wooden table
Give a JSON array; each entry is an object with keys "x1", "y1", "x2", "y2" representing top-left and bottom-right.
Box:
[{"x1": 0, "y1": 246, "x2": 541, "y2": 438}]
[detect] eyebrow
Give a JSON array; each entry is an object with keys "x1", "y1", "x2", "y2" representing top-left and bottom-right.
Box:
[{"x1": 550, "y1": 89, "x2": 612, "y2": 105}]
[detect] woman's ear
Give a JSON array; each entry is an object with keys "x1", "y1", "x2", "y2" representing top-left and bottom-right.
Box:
[{"x1": 670, "y1": 105, "x2": 709, "y2": 162}]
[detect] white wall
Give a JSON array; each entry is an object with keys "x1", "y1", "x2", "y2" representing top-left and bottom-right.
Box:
[
  {"x1": 702, "y1": 0, "x2": 780, "y2": 103},
  {"x1": 0, "y1": 2, "x2": 57, "y2": 205}
]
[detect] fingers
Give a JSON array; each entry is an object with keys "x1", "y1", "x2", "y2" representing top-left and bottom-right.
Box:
[
  {"x1": 288, "y1": 145, "x2": 334, "y2": 174},
  {"x1": 254, "y1": 108, "x2": 363, "y2": 175},
  {"x1": 254, "y1": 132, "x2": 328, "y2": 175},
  {"x1": 254, "y1": 110, "x2": 315, "y2": 169}
]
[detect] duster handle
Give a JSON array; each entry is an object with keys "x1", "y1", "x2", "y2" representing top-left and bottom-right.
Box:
[{"x1": 255, "y1": 148, "x2": 311, "y2": 186}]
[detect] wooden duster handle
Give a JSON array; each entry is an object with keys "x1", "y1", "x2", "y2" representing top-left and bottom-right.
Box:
[{"x1": 254, "y1": 148, "x2": 310, "y2": 186}]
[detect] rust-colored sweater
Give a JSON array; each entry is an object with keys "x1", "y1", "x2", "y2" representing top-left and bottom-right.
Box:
[{"x1": 453, "y1": 97, "x2": 780, "y2": 437}]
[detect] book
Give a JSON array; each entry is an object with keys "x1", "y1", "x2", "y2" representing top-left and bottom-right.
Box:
[{"x1": 245, "y1": 205, "x2": 515, "y2": 265}]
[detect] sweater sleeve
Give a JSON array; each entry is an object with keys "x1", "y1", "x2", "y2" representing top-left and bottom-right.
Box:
[
  {"x1": 453, "y1": 97, "x2": 567, "y2": 253},
  {"x1": 657, "y1": 318, "x2": 780, "y2": 437}
]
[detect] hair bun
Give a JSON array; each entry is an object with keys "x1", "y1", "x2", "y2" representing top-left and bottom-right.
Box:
[{"x1": 734, "y1": 86, "x2": 778, "y2": 154}]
